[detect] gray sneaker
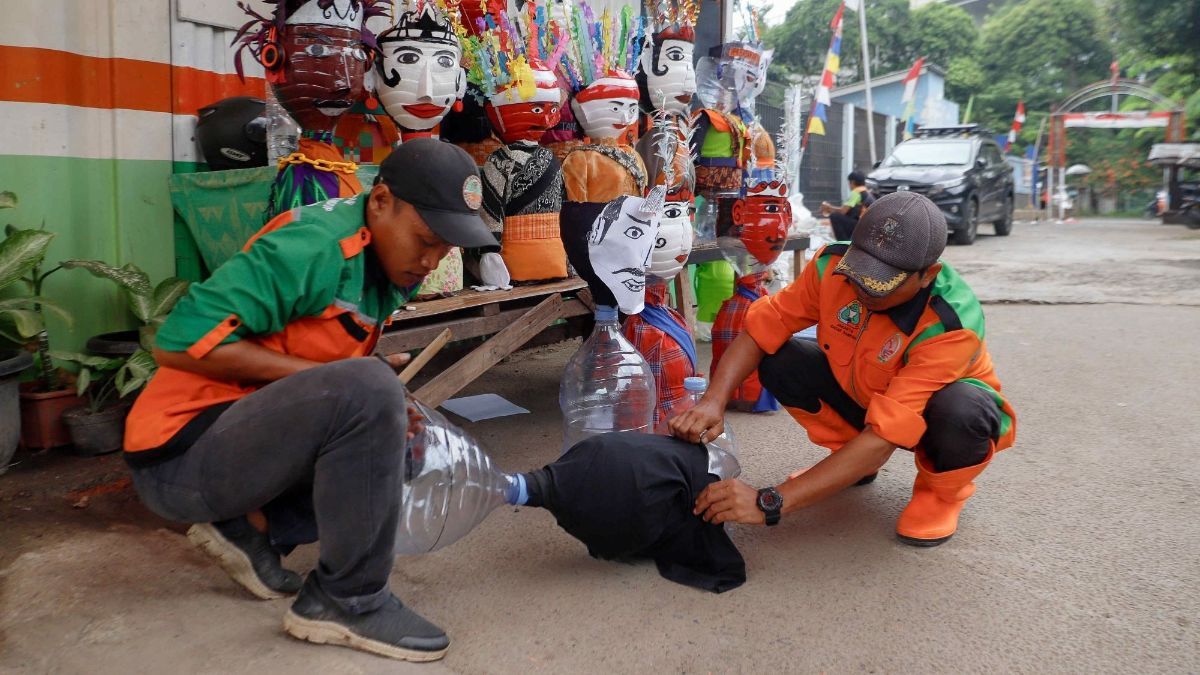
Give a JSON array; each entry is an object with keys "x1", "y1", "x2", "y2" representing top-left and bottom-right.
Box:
[
  {"x1": 283, "y1": 574, "x2": 450, "y2": 662},
  {"x1": 187, "y1": 518, "x2": 303, "y2": 600}
]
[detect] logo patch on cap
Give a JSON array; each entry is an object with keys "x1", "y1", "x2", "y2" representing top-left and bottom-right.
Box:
[{"x1": 462, "y1": 175, "x2": 483, "y2": 211}]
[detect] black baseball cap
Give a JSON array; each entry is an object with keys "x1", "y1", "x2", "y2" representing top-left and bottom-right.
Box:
[
  {"x1": 376, "y1": 138, "x2": 498, "y2": 251},
  {"x1": 834, "y1": 191, "x2": 947, "y2": 297}
]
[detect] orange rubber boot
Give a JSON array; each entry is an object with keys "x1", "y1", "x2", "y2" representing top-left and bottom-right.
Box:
[{"x1": 896, "y1": 449, "x2": 992, "y2": 546}]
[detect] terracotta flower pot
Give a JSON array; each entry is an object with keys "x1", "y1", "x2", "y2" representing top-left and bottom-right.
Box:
[
  {"x1": 62, "y1": 405, "x2": 128, "y2": 456},
  {"x1": 20, "y1": 384, "x2": 84, "y2": 451}
]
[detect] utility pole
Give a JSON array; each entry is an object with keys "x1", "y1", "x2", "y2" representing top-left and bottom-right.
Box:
[{"x1": 854, "y1": 0, "x2": 877, "y2": 165}]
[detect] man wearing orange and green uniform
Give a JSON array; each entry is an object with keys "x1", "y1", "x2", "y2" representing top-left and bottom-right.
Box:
[
  {"x1": 123, "y1": 140, "x2": 497, "y2": 662},
  {"x1": 671, "y1": 192, "x2": 1016, "y2": 546}
]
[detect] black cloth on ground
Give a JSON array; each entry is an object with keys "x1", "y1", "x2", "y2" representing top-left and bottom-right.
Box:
[{"x1": 522, "y1": 432, "x2": 746, "y2": 593}]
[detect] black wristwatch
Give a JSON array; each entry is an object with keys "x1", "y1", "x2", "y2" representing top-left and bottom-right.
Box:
[{"x1": 756, "y1": 487, "x2": 783, "y2": 526}]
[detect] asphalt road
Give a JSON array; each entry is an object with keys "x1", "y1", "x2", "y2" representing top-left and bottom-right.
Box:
[{"x1": 2, "y1": 218, "x2": 1198, "y2": 673}]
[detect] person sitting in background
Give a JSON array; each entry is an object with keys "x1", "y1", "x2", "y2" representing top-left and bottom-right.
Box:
[{"x1": 820, "y1": 171, "x2": 873, "y2": 241}]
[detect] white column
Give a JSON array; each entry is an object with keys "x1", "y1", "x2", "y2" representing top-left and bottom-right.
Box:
[{"x1": 842, "y1": 103, "x2": 855, "y2": 201}]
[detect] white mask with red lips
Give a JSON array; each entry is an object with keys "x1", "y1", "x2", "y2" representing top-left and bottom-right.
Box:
[
  {"x1": 571, "y1": 76, "x2": 642, "y2": 140},
  {"x1": 640, "y1": 38, "x2": 696, "y2": 115},
  {"x1": 375, "y1": 5, "x2": 466, "y2": 132},
  {"x1": 648, "y1": 199, "x2": 694, "y2": 280}
]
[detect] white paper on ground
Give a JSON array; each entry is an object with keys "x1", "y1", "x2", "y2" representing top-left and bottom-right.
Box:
[{"x1": 440, "y1": 394, "x2": 530, "y2": 422}]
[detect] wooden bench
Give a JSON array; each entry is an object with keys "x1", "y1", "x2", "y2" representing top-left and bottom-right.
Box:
[{"x1": 377, "y1": 235, "x2": 810, "y2": 406}]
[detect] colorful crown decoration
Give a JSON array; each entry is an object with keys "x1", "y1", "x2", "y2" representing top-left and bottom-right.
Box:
[
  {"x1": 745, "y1": 180, "x2": 788, "y2": 199},
  {"x1": 557, "y1": 1, "x2": 646, "y2": 93},
  {"x1": 382, "y1": 1, "x2": 457, "y2": 45},
  {"x1": 232, "y1": 0, "x2": 393, "y2": 81},
  {"x1": 459, "y1": 0, "x2": 566, "y2": 102},
  {"x1": 647, "y1": 0, "x2": 698, "y2": 41}
]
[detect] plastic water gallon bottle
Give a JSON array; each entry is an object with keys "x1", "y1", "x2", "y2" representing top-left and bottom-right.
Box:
[
  {"x1": 264, "y1": 86, "x2": 300, "y2": 165},
  {"x1": 559, "y1": 306, "x2": 657, "y2": 452},
  {"x1": 395, "y1": 401, "x2": 525, "y2": 555},
  {"x1": 672, "y1": 376, "x2": 741, "y2": 480},
  {"x1": 694, "y1": 195, "x2": 718, "y2": 242}
]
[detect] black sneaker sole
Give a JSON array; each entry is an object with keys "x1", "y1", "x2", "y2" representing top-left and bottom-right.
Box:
[
  {"x1": 283, "y1": 610, "x2": 449, "y2": 662},
  {"x1": 187, "y1": 523, "x2": 284, "y2": 600}
]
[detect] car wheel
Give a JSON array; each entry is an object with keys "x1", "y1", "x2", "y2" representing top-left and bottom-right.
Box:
[
  {"x1": 950, "y1": 197, "x2": 979, "y2": 245},
  {"x1": 994, "y1": 192, "x2": 1014, "y2": 236}
]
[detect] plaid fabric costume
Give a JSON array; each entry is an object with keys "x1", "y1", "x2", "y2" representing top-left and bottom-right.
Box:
[
  {"x1": 711, "y1": 272, "x2": 780, "y2": 412},
  {"x1": 623, "y1": 278, "x2": 697, "y2": 428}
]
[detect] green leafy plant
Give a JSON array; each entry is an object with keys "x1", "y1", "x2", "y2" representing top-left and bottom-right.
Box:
[
  {"x1": 60, "y1": 260, "x2": 189, "y2": 350},
  {"x1": 48, "y1": 349, "x2": 156, "y2": 414},
  {"x1": 0, "y1": 193, "x2": 71, "y2": 390}
]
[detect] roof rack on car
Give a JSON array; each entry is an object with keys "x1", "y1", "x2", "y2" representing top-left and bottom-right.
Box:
[{"x1": 912, "y1": 124, "x2": 990, "y2": 138}]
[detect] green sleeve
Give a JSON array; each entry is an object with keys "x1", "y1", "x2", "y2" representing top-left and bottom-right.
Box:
[
  {"x1": 156, "y1": 220, "x2": 344, "y2": 353},
  {"x1": 843, "y1": 191, "x2": 863, "y2": 209}
]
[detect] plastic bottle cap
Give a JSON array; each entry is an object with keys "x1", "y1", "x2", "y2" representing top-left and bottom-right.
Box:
[{"x1": 683, "y1": 376, "x2": 707, "y2": 392}]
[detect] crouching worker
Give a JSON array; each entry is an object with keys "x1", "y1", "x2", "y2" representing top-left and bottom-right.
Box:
[
  {"x1": 670, "y1": 192, "x2": 1016, "y2": 546},
  {"x1": 122, "y1": 140, "x2": 499, "y2": 661}
]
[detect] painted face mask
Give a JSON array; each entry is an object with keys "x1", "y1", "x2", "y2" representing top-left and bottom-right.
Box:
[
  {"x1": 641, "y1": 36, "x2": 696, "y2": 115},
  {"x1": 376, "y1": 4, "x2": 466, "y2": 133},
  {"x1": 485, "y1": 61, "x2": 563, "y2": 144},
  {"x1": 587, "y1": 196, "x2": 661, "y2": 314},
  {"x1": 571, "y1": 75, "x2": 642, "y2": 140},
  {"x1": 723, "y1": 181, "x2": 791, "y2": 274},
  {"x1": 694, "y1": 41, "x2": 763, "y2": 113},
  {"x1": 649, "y1": 192, "x2": 694, "y2": 280}
]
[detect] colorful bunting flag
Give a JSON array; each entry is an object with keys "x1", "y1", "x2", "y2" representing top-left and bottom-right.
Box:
[
  {"x1": 805, "y1": 1, "x2": 845, "y2": 139},
  {"x1": 1005, "y1": 100, "x2": 1025, "y2": 152},
  {"x1": 900, "y1": 56, "x2": 924, "y2": 139}
]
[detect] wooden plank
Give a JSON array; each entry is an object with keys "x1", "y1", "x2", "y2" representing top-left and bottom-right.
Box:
[
  {"x1": 413, "y1": 294, "x2": 565, "y2": 406},
  {"x1": 672, "y1": 265, "x2": 697, "y2": 334},
  {"x1": 398, "y1": 328, "x2": 452, "y2": 384},
  {"x1": 392, "y1": 278, "x2": 586, "y2": 322},
  {"x1": 377, "y1": 298, "x2": 590, "y2": 354}
]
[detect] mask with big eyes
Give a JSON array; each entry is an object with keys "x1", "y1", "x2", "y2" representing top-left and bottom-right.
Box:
[
  {"x1": 723, "y1": 191, "x2": 791, "y2": 274},
  {"x1": 486, "y1": 101, "x2": 562, "y2": 144},
  {"x1": 586, "y1": 195, "x2": 662, "y2": 314},
  {"x1": 375, "y1": 9, "x2": 466, "y2": 133},
  {"x1": 273, "y1": 25, "x2": 370, "y2": 131},
  {"x1": 640, "y1": 37, "x2": 696, "y2": 115},
  {"x1": 648, "y1": 199, "x2": 694, "y2": 280},
  {"x1": 571, "y1": 76, "x2": 641, "y2": 140},
  {"x1": 485, "y1": 61, "x2": 564, "y2": 144}
]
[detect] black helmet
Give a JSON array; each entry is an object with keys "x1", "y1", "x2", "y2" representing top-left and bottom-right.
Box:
[{"x1": 196, "y1": 96, "x2": 268, "y2": 170}]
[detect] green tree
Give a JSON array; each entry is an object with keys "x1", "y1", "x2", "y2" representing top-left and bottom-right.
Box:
[
  {"x1": 974, "y1": 0, "x2": 1111, "y2": 133},
  {"x1": 905, "y1": 2, "x2": 978, "y2": 68},
  {"x1": 766, "y1": 0, "x2": 917, "y2": 80}
]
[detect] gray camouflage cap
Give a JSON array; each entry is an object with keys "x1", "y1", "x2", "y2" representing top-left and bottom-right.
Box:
[{"x1": 834, "y1": 191, "x2": 947, "y2": 297}]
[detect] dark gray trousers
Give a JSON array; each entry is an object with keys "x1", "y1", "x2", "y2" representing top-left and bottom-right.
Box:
[
  {"x1": 129, "y1": 358, "x2": 407, "y2": 613},
  {"x1": 759, "y1": 338, "x2": 1000, "y2": 472}
]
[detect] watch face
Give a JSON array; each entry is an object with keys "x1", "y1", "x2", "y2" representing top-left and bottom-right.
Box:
[{"x1": 757, "y1": 488, "x2": 782, "y2": 512}]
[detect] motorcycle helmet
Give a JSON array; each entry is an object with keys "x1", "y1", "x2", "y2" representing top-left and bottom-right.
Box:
[{"x1": 196, "y1": 96, "x2": 268, "y2": 170}]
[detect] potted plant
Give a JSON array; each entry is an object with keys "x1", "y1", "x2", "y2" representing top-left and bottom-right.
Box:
[
  {"x1": 61, "y1": 260, "x2": 189, "y2": 355},
  {"x1": 50, "y1": 349, "x2": 155, "y2": 455},
  {"x1": 0, "y1": 192, "x2": 75, "y2": 458}
]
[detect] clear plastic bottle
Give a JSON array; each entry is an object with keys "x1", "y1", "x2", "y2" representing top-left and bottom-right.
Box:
[
  {"x1": 693, "y1": 195, "x2": 718, "y2": 242},
  {"x1": 559, "y1": 306, "x2": 657, "y2": 453},
  {"x1": 671, "y1": 376, "x2": 741, "y2": 480},
  {"x1": 395, "y1": 401, "x2": 524, "y2": 555},
  {"x1": 264, "y1": 86, "x2": 300, "y2": 165}
]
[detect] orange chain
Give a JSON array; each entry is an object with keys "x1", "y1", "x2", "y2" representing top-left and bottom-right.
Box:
[{"x1": 276, "y1": 152, "x2": 359, "y2": 174}]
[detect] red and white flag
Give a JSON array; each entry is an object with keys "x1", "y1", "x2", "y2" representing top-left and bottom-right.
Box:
[{"x1": 1005, "y1": 100, "x2": 1025, "y2": 151}]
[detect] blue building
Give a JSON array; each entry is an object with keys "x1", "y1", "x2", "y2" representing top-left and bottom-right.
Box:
[{"x1": 830, "y1": 62, "x2": 961, "y2": 129}]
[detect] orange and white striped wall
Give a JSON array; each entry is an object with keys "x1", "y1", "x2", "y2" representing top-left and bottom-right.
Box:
[{"x1": 1, "y1": 0, "x2": 266, "y2": 348}]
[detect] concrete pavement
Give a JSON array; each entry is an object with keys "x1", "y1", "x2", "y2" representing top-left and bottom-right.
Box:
[{"x1": 2, "y1": 218, "x2": 1198, "y2": 673}]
